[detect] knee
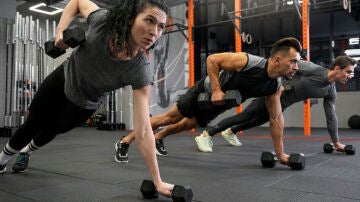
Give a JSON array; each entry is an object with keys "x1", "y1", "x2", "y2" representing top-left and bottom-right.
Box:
[{"x1": 181, "y1": 120, "x2": 197, "y2": 130}]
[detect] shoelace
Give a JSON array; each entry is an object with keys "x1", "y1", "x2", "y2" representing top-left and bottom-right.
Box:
[
  {"x1": 156, "y1": 140, "x2": 166, "y2": 151},
  {"x1": 202, "y1": 137, "x2": 212, "y2": 147},
  {"x1": 159, "y1": 142, "x2": 166, "y2": 151},
  {"x1": 119, "y1": 144, "x2": 129, "y2": 155},
  {"x1": 15, "y1": 154, "x2": 28, "y2": 166}
]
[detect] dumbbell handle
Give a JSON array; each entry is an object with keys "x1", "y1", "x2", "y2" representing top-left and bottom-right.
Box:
[{"x1": 44, "y1": 26, "x2": 85, "y2": 58}]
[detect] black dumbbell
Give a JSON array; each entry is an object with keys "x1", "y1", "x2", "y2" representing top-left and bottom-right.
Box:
[
  {"x1": 260, "y1": 151, "x2": 306, "y2": 170},
  {"x1": 140, "y1": 179, "x2": 193, "y2": 202},
  {"x1": 140, "y1": 179, "x2": 158, "y2": 199},
  {"x1": 45, "y1": 25, "x2": 85, "y2": 59},
  {"x1": 197, "y1": 90, "x2": 241, "y2": 109},
  {"x1": 323, "y1": 143, "x2": 356, "y2": 155}
]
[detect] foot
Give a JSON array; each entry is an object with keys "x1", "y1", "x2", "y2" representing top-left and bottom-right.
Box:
[
  {"x1": 11, "y1": 152, "x2": 30, "y2": 173},
  {"x1": 0, "y1": 164, "x2": 6, "y2": 174},
  {"x1": 221, "y1": 129, "x2": 242, "y2": 146},
  {"x1": 195, "y1": 132, "x2": 213, "y2": 152},
  {"x1": 115, "y1": 137, "x2": 129, "y2": 163},
  {"x1": 155, "y1": 139, "x2": 168, "y2": 156}
]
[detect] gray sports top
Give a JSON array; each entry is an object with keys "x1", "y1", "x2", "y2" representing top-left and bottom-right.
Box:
[
  {"x1": 282, "y1": 60, "x2": 338, "y2": 141},
  {"x1": 204, "y1": 54, "x2": 281, "y2": 102},
  {"x1": 64, "y1": 9, "x2": 152, "y2": 109}
]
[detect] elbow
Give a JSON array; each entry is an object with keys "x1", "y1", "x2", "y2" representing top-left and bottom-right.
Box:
[{"x1": 206, "y1": 55, "x2": 217, "y2": 68}]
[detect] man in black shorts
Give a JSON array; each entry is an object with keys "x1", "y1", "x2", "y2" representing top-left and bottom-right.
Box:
[
  {"x1": 195, "y1": 56, "x2": 356, "y2": 152},
  {"x1": 115, "y1": 37, "x2": 301, "y2": 166}
]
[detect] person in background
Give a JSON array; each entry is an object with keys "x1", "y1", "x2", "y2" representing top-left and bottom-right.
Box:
[
  {"x1": 198, "y1": 56, "x2": 356, "y2": 152},
  {"x1": 115, "y1": 37, "x2": 302, "y2": 167}
]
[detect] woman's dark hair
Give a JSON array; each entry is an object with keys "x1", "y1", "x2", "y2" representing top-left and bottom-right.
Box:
[
  {"x1": 269, "y1": 37, "x2": 302, "y2": 58},
  {"x1": 103, "y1": 0, "x2": 169, "y2": 56},
  {"x1": 329, "y1": 56, "x2": 356, "y2": 70}
]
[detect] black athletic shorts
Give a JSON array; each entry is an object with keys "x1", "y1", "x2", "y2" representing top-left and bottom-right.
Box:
[{"x1": 176, "y1": 77, "x2": 232, "y2": 127}]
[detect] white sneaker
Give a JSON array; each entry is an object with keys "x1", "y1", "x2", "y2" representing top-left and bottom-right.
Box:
[
  {"x1": 195, "y1": 133, "x2": 213, "y2": 152},
  {"x1": 221, "y1": 129, "x2": 242, "y2": 146}
]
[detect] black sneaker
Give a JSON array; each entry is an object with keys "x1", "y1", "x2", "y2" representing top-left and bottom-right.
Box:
[
  {"x1": 155, "y1": 139, "x2": 168, "y2": 156},
  {"x1": 115, "y1": 139, "x2": 129, "y2": 163},
  {"x1": 11, "y1": 152, "x2": 30, "y2": 173},
  {"x1": 0, "y1": 163, "x2": 6, "y2": 174}
]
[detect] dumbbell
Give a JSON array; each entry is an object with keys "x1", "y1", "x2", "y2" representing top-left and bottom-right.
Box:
[
  {"x1": 140, "y1": 179, "x2": 193, "y2": 202},
  {"x1": 45, "y1": 25, "x2": 85, "y2": 59},
  {"x1": 260, "y1": 151, "x2": 305, "y2": 170},
  {"x1": 323, "y1": 143, "x2": 356, "y2": 155},
  {"x1": 197, "y1": 90, "x2": 241, "y2": 109}
]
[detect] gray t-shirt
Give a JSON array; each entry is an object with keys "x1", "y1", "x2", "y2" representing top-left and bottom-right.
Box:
[
  {"x1": 204, "y1": 54, "x2": 281, "y2": 101},
  {"x1": 64, "y1": 9, "x2": 152, "y2": 109},
  {"x1": 281, "y1": 60, "x2": 338, "y2": 142}
]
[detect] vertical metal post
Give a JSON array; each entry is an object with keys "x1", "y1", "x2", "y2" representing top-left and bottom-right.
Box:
[
  {"x1": 188, "y1": 0, "x2": 194, "y2": 88},
  {"x1": 302, "y1": 0, "x2": 311, "y2": 136},
  {"x1": 5, "y1": 23, "x2": 11, "y2": 128},
  {"x1": 188, "y1": 0, "x2": 195, "y2": 132},
  {"x1": 45, "y1": 19, "x2": 49, "y2": 77},
  {"x1": 234, "y1": 0, "x2": 243, "y2": 134}
]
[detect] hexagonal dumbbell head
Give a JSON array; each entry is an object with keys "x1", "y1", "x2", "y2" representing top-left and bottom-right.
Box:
[
  {"x1": 171, "y1": 185, "x2": 193, "y2": 202},
  {"x1": 63, "y1": 26, "x2": 85, "y2": 48},
  {"x1": 323, "y1": 143, "x2": 334, "y2": 153},
  {"x1": 260, "y1": 151, "x2": 277, "y2": 168},
  {"x1": 289, "y1": 153, "x2": 305, "y2": 170},
  {"x1": 140, "y1": 179, "x2": 158, "y2": 199},
  {"x1": 345, "y1": 145, "x2": 356, "y2": 155}
]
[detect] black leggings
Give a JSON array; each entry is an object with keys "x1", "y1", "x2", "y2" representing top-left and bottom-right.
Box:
[
  {"x1": 207, "y1": 97, "x2": 270, "y2": 136},
  {"x1": 9, "y1": 65, "x2": 95, "y2": 150}
]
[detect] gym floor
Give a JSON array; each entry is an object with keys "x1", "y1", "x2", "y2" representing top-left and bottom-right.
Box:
[{"x1": 0, "y1": 127, "x2": 359, "y2": 202}]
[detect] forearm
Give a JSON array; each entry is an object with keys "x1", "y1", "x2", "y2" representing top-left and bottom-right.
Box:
[
  {"x1": 133, "y1": 87, "x2": 162, "y2": 186},
  {"x1": 327, "y1": 123, "x2": 339, "y2": 143},
  {"x1": 266, "y1": 89, "x2": 285, "y2": 158},
  {"x1": 57, "y1": 0, "x2": 80, "y2": 32},
  {"x1": 325, "y1": 108, "x2": 339, "y2": 143},
  {"x1": 134, "y1": 128, "x2": 162, "y2": 184},
  {"x1": 269, "y1": 116, "x2": 285, "y2": 156}
]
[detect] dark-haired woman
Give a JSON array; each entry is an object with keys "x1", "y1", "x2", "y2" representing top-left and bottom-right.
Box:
[{"x1": 0, "y1": 0, "x2": 174, "y2": 197}]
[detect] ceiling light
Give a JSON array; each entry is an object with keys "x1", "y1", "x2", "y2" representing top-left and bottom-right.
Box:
[
  {"x1": 345, "y1": 49, "x2": 360, "y2": 56},
  {"x1": 29, "y1": 3, "x2": 63, "y2": 15},
  {"x1": 349, "y1": 38, "x2": 359, "y2": 45}
]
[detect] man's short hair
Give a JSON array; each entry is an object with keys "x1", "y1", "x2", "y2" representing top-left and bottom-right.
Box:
[
  {"x1": 329, "y1": 56, "x2": 357, "y2": 70},
  {"x1": 270, "y1": 37, "x2": 302, "y2": 58}
]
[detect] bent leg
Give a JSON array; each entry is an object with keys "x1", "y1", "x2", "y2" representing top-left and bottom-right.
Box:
[
  {"x1": 122, "y1": 103, "x2": 185, "y2": 143},
  {"x1": 155, "y1": 117, "x2": 198, "y2": 139},
  {"x1": 207, "y1": 97, "x2": 268, "y2": 136},
  {"x1": 231, "y1": 111, "x2": 270, "y2": 133}
]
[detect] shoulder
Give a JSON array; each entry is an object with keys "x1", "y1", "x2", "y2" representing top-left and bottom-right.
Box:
[
  {"x1": 87, "y1": 8, "x2": 109, "y2": 27},
  {"x1": 244, "y1": 53, "x2": 267, "y2": 70},
  {"x1": 297, "y1": 60, "x2": 324, "y2": 74}
]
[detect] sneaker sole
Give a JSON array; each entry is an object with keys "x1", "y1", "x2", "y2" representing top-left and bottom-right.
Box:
[
  {"x1": 114, "y1": 156, "x2": 128, "y2": 163},
  {"x1": 226, "y1": 140, "x2": 242, "y2": 147},
  {"x1": 195, "y1": 137, "x2": 213, "y2": 152},
  {"x1": 156, "y1": 150, "x2": 168, "y2": 156},
  {"x1": 221, "y1": 134, "x2": 242, "y2": 146},
  {"x1": 11, "y1": 168, "x2": 28, "y2": 173}
]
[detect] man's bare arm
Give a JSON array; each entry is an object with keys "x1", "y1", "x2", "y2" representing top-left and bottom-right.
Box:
[
  {"x1": 265, "y1": 86, "x2": 288, "y2": 164},
  {"x1": 206, "y1": 52, "x2": 247, "y2": 104}
]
